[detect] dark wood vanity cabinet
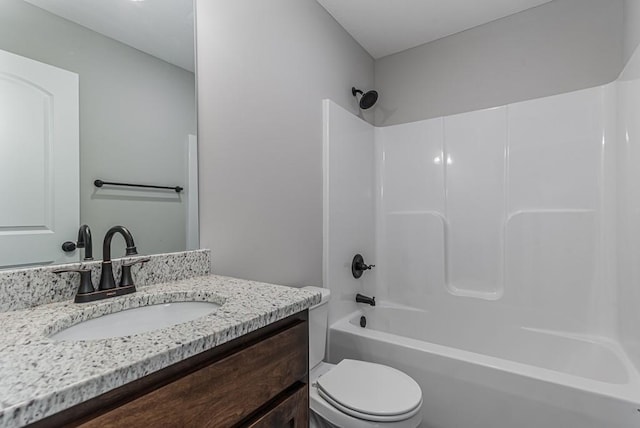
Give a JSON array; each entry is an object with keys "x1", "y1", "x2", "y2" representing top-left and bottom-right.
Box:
[{"x1": 32, "y1": 311, "x2": 309, "y2": 428}]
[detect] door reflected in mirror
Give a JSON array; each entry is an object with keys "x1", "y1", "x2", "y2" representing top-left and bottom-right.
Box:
[{"x1": 0, "y1": 0, "x2": 197, "y2": 269}]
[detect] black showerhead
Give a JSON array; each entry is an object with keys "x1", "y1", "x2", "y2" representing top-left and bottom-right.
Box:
[{"x1": 352, "y1": 87, "x2": 378, "y2": 110}]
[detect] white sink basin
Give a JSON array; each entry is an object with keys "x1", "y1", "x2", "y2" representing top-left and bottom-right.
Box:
[{"x1": 49, "y1": 301, "x2": 220, "y2": 341}]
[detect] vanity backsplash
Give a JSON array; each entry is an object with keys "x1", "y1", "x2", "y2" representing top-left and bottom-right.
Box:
[{"x1": 0, "y1": 249, "x2": 210, "y2": 312}]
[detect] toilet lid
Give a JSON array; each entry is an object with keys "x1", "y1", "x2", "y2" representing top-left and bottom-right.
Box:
[{"x1": 316, "y1": 359, "x2": 422, "y2": 419}]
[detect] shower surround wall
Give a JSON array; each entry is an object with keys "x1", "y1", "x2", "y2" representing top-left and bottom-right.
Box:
[
  {"x1": 324, "y1": 84, "x2": 618, "y2": 338},
  {"x1": 375, "y1": 87, "x2": 618, "y2": 336},
  {"x1": 322, "y1": 100, "x2": 375, "y2": 325},
  {"x1": 617, "y1": 43, "x2": 640, "y2": 373}
]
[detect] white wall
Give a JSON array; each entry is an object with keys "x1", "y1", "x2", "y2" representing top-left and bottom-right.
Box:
[
  {"x1": 616, "y1": 32, "x2": 640, "y2": 371},
  {"x1": 196, "y1": 0, "x2": 374, "y2": 287},
  {"x1": 0, "y1": 0, "x2": 196, "y2": 258},
  {"x1": 374, "y1": 0, "x2": 624, "y2": 126},
  {"x1": 322, "y1": 100, "x2": 375, "y2": 325}
]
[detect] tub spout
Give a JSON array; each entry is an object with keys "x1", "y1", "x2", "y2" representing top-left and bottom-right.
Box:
[{"x1": 356, "y1": 293, "x2": 376, "y2": 306}]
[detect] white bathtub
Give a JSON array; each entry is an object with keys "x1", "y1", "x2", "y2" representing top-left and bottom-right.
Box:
[{"x1": 328, "y1": 305, "x2": 640, "y2": 428}]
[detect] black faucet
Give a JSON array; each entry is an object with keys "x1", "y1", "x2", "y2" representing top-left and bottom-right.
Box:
[
  {"x1": 99, "y1": 226, "x2": 138, "y2": 291},
  {"x1": 60, "y1": 224, "x2": 93, "y2": 261},
  {"x1": 356, "y1": 293, "x2": 376, "y2": 306},
  {"x1": 55, "y1": 226, "x2": 148, "y2": 303},
  {"x1": 76, "y1": 224, "x2": 93, "y2": 261}
]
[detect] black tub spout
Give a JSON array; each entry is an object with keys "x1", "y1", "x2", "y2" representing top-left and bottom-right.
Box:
[{"x1": 356, "y1": 293, "x2": 376, "y2": 306}]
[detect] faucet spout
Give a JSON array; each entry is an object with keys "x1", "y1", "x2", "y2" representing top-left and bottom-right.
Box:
[
  {"x1": 355, "y1": 293, "x2": 376, "y2": 307},
  {"x1": 76, "y1": 224, "x2": 93, "y2": 261},
  {"x1": 102, "y1": 225, "x2": 137, "y2": 263},
  {"x1": 99, "y1": 226, "x2": 138, "y2": 290}
]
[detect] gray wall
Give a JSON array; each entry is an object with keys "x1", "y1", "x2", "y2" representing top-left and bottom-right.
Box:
[
  {"x1": 374, "y1": 0, "x2": 624, "y2": 126},
  {"x1": 196, "y1": 0, "x2": 374, "y2": 287},
  {"x1": 0, "y1": 0, "x2": 196, "y2": 258},
  {"x1": 624, "y1": 0, "x2": 640, "y2": 63}
]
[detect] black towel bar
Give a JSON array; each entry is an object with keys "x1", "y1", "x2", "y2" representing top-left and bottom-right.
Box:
[{"x1": 94, "y1": 179, "x2": 183, "y2": 193}]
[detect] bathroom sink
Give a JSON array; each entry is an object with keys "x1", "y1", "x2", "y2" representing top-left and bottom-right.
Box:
[{"x1": 49, "y1": 301, "x2": 220, "y2": 341}]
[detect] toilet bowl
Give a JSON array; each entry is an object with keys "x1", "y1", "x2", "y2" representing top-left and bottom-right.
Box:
[{"x1": 304, "y1": 286, "x2": 423, "y2": 428}]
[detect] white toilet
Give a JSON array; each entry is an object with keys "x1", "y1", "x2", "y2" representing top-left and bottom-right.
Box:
[{"x1": 304, "y1": 286, "x2": 423, "y2": 428}]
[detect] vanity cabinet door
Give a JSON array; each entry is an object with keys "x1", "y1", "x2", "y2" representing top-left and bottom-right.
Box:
[{"x1": 246, "y1": 383, "x2": 308, "y2": 428}]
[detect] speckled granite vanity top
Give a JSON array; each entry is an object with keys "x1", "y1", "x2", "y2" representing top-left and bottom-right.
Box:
[{"x1": 0, "y1": 274, "x2": 320, "y2": 427}]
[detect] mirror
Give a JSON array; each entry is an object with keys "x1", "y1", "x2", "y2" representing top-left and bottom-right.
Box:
[{"x1": 0, "y1": 0, "x2": 197, "y2": 269}]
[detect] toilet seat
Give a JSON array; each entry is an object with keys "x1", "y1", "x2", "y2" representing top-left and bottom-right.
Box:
[
  {"x1": 314, "y1": 359, "x2": 422, "y2": 423},
  {"x1": 318, "y1": 388, "x2": 423, "y2": 423}
]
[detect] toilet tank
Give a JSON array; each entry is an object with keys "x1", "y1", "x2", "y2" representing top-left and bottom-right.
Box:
[{"x1": 303, "y1": 286, "x2": 331, "y2": 370}]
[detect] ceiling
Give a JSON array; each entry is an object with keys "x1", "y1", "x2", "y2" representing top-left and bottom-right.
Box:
[
  {"x1": 23, "y1": 0, "x2": 195, "y2": 72},
  {"x1": 316, "y1": 0, "x2": 555, "y2": 59}
]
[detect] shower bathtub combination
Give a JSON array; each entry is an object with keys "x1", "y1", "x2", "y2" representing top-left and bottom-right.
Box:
[{"x1": 322, "y1": 46, "x2": 640, "y2": 428}]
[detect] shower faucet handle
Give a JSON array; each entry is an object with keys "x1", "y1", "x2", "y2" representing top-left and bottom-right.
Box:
[
  {"x1": 358, "y1": 262, "x2": 375, "y2": 270},
  {"x1": 352, "y1": 254, "x2": 375, "y2": 279}
]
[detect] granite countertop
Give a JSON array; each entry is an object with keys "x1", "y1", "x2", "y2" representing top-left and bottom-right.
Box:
[{"x1": 0, "y1": 275, "x2": 321, "y2": 428}]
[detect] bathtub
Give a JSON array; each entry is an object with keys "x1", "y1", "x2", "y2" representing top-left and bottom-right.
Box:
[{"x1": 328, "y1": 305, "x2": 640, "y2": 428}]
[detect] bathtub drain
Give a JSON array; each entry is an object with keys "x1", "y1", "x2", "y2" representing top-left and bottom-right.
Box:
[{"x1": 360, "y1": 316, "x2": 367, "y2": 328}]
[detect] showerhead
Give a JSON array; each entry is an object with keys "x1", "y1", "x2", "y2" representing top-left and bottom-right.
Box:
[{"x1": 352, "y1": 87, "x2": 378, "y2": 110}]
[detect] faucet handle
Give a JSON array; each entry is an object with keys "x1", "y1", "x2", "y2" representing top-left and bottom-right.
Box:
[
  {"x1": 119, "y1": 258, "x2": 151, "y2": 287},
  {"x1": 53, "y1": 268, "x2": 95, "y2": 295},
  {"x1": 122, "y1": 257, "x2": 151, "y2": 268},
  {"x1": 352, "y1": 254, "x2": 375, "y2": 279}
]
